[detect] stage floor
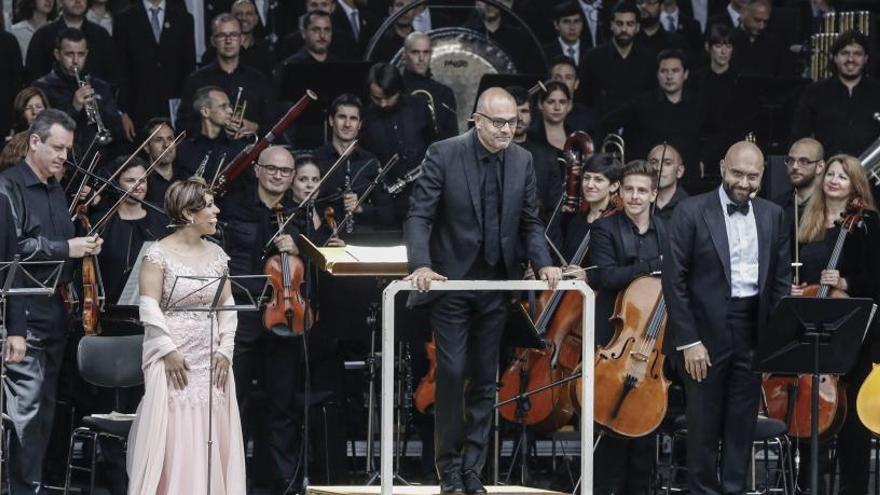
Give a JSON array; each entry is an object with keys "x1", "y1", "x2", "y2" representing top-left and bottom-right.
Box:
[{"x1": 307, "y1": 486, "x2": 568, "y2": 495}]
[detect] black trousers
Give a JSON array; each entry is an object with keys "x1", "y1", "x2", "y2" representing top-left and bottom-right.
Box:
[
  {"x1": 594, "y1": 433, "x2": 655, "y2": 495},
  {"x1": 836, "y1": 343, "x2": 873, "y2": 495},
  {"x1": 233, "y1": 317, "x2": 301, "y2": 485},
  {"x1": 429, "y1": 273, "x2": 507, "y2": 477},
  {"x1": 680, "y1": 297, "x2": 761, "y2": 495}
]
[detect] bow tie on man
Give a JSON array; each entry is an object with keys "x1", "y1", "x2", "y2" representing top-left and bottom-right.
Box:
[{"x1": 727, "y1": 201, "x2": 750, "y2": 216}]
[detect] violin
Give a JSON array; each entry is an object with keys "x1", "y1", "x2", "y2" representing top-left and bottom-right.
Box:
[
  {"x1": 414, "y1": 338, "x2": 437, "y2": 414},
  {"x1": 590, "y1": 276, "x2": 669, "y2": 437},
  {"x1": 261, "y1": 207, "x2": 312, "y2": 336},
  {"x1": 497, "y1": 225, "x2": 596, "y2": 433},
  {"x1": 74, "y1": 204, "x2": 105, "y2": 335},
  {"x1": 562, "y1": 131, "x2": 594, "y2": 212},
  {"x1": 762, "y1": 198, "x2": 866, "y2": 439}
]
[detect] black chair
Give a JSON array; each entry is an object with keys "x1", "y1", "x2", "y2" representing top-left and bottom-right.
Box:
[{"x1": 64, "y1": 335, "x2": 144, "y2": 494}]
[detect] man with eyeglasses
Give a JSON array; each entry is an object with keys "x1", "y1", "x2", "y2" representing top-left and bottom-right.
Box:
[
  {"x1": 175, "y1": 85, "x2": 248, "y2": 180},
  {"x1": 219, "y1": 144, "x2": 302, "y2": 493},
  {"x1": 792, "y1": 30, "x2": 880, "y2": 158},
  {"x1": 773, "y1": 137, "x2": 825, "y2": 240},
  {"x1": 405, "y1": 87, "x2": 561, "y2": 495},
  {"x1": 201, "y1": 0, "x2": 275, "y2": 77},
  {"x1": 176, "y1": 12, "x2": 272, "y2": 138}
]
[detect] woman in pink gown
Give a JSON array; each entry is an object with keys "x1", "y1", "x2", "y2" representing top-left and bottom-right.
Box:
[{"x1": 128, "y1": 178, "x2": 246, "y2": 494}]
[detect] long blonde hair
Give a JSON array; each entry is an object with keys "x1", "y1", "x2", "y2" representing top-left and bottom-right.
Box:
[{"x1": 798, "y1": 154, "x2": 876, "y2": 243}]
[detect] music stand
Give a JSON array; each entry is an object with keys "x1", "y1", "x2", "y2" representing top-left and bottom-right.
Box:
[
  {"x1": 162, "y1": 273, "x2": 268, "y2": 495},
  {"x1": 753, "y1": 296, "x2": 877, "y2": 495},
  {"x1": 0, "y1": 257, "x2": 64, "y2": 489}
]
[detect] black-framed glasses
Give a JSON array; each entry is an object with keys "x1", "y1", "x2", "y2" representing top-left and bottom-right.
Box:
[
  {"x1": 474, "y1": 112, "x2": 517, "y2": 129},
  {"x1": 257, "y1": 163, "x2": 295, "y2": 177},
  {"x1": 213, "y1": 32, "x2": 242, "y2": 41},
  {"x1": 784, "y1": 156, "x2": 821, "y2": 168}
]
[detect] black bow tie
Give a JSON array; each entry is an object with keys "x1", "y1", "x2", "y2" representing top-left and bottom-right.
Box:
[{"x1": 727, "y1": 201, "x2": 750, "y2": 216}]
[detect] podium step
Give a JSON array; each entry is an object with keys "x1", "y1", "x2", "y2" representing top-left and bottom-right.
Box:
[{"x1": 307, "y1": 486, "x2": 568, "y2": 495}]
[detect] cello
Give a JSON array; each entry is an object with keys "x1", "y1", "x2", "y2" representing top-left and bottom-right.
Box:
[
  {"x1": 414, "y1": 338, "x2": 437, "y2": 414},
  {"x1": 261, "y1": 206, "x2": 312, "y2": 336},
  {"x1": 762, "y1": 198, "x2": 865, "y2": 439}
]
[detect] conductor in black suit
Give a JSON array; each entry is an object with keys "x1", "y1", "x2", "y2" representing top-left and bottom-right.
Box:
[
  {"x1": 404, "y1": 87, "x2": 562, "y2": 495},
  {"x1": 662, "y1": 141, "x2": 790, "y2": 494}
]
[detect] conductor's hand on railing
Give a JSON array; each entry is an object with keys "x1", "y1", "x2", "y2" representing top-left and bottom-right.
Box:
[
  {"x1": 404, "y1": 266, "x2": 448, "y2": 292},
  {"x1": 539, "y1": 265, "x2": 563, "y2": 290}
]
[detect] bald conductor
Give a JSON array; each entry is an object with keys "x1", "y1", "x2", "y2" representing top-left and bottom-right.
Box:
[
  {"x1": 661, "y1": 141, "x2": 791, "y2": 494},
  {"x1": 404, "y1": 87, "x2": 561, "y2": 495}
]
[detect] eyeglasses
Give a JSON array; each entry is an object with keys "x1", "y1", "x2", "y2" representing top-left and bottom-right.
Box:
[
  {"x1": 784, "y1": 156, "x2": 821, "y2": 168},
  {"x1": 258, "y1": 163, "x2": 295, "y2": 177},
  {"x1": 213, "y1": 32, "x2": 242, "y2": 41},
  {"x1": 474, "y1": 112, "x2": 517, "y2": 129}
]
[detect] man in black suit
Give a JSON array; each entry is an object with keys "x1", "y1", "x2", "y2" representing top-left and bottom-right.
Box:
[
  {"x1": 275, "y1": 0, "x2": 358, "y2": 61},
  {"x1": 543, "y1": 2, "x2": 588, "y2": 68},
  {"x1": 729, "y1": 0, "x2": 790, "y2": 76},
  {"x1": 660, "y1": 0, "x2": 705, "y2": 60},
  {"x1": 275, "y1": 9, "x2": 340, "y2": 66},
  {"x1": 707, "y1": 0, "x2": 746, "y2": 30},
  {"x1": 114, "y1": 0, "x2": 195, "y2": 130},
  {"x1": 636, "y1": 0, "x2": 689, "y2": 56},
  {"x1": 200, "y1": 0, "x2": 275, "y2": 77},
  {"x1": 26, "y1": 0, "x2": 113, "y2": 83},
  {"x1": 404, "y1": 87, "x2": 561, "y2": 495},
  {"x1": 401, "y1": 32, "x2": 458, "y2": 139},
  {"x1": 331, "y1": 0, "x2": 378, "y2": 58},
  {"x1": 662, "y1": 140, "x2": 790, "y2": 494},
  {"x1": 588, "y1": 160, "x2": 667, "y2": 495},
  {"x1": 576, "y1": 0, "x2": 613, "y2": 50}
]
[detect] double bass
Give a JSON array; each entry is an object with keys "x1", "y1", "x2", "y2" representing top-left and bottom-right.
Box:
[
  {"x1": 762, "y1": 198, "x2": 865, "y2": 438},
  {"x1": 261, "y1": 206, "x2": 312, "y2": 336}
]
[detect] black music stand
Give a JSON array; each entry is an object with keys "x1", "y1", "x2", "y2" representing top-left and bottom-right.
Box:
[{"x1": 753, "y1": 296, "x2": 876, "y2": 495}]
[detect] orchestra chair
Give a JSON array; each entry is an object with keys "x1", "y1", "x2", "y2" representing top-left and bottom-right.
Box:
[{"x1": 64, "y1": 335, "x2": 144, "y2": 494}]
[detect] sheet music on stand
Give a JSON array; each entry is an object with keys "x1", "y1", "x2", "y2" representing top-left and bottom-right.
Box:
[
  {"x1": 117, "y1": 241, "x2": 155, "y2": 306},
  {"x1": 299, "y1": 236, "x2": 408, "y2": 276}
]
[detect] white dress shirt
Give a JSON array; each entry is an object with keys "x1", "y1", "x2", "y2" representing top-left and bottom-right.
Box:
[
  {"x1": 578, "y1": 0, "x2": 600, "y2": 47},
  {"x1": 9, "y1": 20, "x2": 35, "y2": 60},
  {"x1": 691, "y1": 0, "x2": 708, "y2": 32},
  {"x1": 718, "y1": 187, "x2": 759, "y2": 298},
  {"x1": 87, "y1": 8, "x2": 113, "y2": 34},
  {"x1": 558, "y1": 38, "x2": 581, "y2": 65},
  {"x1": 337, "y1": 0, "x2": 360, "y2": 39},
  {"x1": 727, "y1": 3, "x2": 742, "y2": 27},
  {"x1": 413, "y1": 7, "x2": 433, "y2": 32},
  {"x1": 184, "y1": 0, "x2": 206, "y2": 62},
  {"x1": 662, "y1": 8, "x2": 680, "y2": 32}
]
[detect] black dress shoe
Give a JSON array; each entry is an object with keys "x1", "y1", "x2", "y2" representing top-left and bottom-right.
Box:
[
  {"x1": 462, "y1": 470, "x2": 487, "y2": 495},
  {"x1": 440, "y1": 471, "x2": 465, "y2": 495}
]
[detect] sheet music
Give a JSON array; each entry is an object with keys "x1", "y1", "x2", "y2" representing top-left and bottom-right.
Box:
[
  {"x1": 117, "y1": 241, "x2": 155, "y2": 306},
  {"x1": 345, "y1": 244, "x2": 408, "y2": 263}
]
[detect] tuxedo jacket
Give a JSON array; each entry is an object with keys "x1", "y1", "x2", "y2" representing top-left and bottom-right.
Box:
[
  {"x1": 404, "y1": 130, "x2": 553, "y2": 306},
  {"x1": 661, "y1": 190, "x2": 791, "y2": 358}
]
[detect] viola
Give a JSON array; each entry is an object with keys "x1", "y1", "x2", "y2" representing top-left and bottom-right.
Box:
[
  {"x1": 414, "y1": 338, "x2": 437, "y2": 414},
  {"x1": 762, "y1": 198, "x2": 866, "y2": 439},
  {"x1": 261, "y1": 207, "x2": 312, "y2": 336},
  {"x1": 497, "y1": 225, "x2": 595, "y2": 433},
  {"x1": 589, "y1": 276, "x2": 669, "y2": 438}
]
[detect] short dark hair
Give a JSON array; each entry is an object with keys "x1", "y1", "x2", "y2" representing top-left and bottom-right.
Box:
[
  {"x1": 329, "y1": 93, "x2": 363, "y2": 117},
  {"x1": 303, "y1": 10, "x2": 331, "y2": 29},
  {"x1": 538, "y1": 80, "x2": 571, "y2": 104},
  {"x1": 143, "y1": 117, "x2": 174, "y2": 139},
  {"x1": 612, "y1": 1, "x2": 639, "y2": 20},
  {"x1": 657, "y1": 48, "x2": 688, "y2": 71},
  {"x1": 55, "y1": 28, "x2": 86, "y2": 50},
  {"x1": 110, "y1": 155, "x2": 148, "y2": 183},
  {"x1": 505, "y1": 86, "x2": 529, "y2": 106},
  {"x1": 367, "y1": 62, "x2": 403, "y2": 97},
  {"x1": 30, "y1": 108, "x2": 76, "y2": 141},
  {"x1": 294, "y1": 153, "x2": 319, "y2": 172},
  {"x1": 584, "y1": 153, "x2": 623, "y2": 182},
  {"x1": 706, "y1": 22, "x2": 733, "y2": 45},
  {"x1": 193, "y1": 85, "x2": 226, "y2": 113},
  {"x1": 211, "y1": 12, "x2": 240, "y2": 35},
  {"x1": 552, "y1": 1, "x2": 584, "y2": 23},
  {"x1": 831, "y1": 30, "x2": 870, "y2": 59},
  {"x1": 548, "y1": 55, "x2": 578, "y2": 75},
  {"x1": 622, "y1": 159, "x2": 658, "y2": 189}
]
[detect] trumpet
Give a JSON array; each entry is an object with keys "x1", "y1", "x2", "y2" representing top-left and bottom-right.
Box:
[
  {"x1": 601, "y1": 133, "x2": 625, "y2": 164},
  {"x1": 73, "y1": 65, "x2": 112, "y2": 145},
  {"x1": 411, "y1": 89, "x2": 439, "y2": 138},
  {"x1": 229, "y1": 86, "x2": 248, "y2": 132}
]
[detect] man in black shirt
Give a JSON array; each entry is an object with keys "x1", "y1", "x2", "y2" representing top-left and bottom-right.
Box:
[
  {"x1": 636, "y1": 0, "x2": 689, "y2": 56},
  {"x1": 25, "y1": 0, "x2": 113, "y2": 83},
  {"x1": 773, "y1": 137, "x2": 825, "y2": 238},
  {"x1": 313, "y1": 93, "x2": 394, "y2": 233},
  {"x1": 548, "y1": 56, "x2": 600, "y2": 137},
  {"x1": 605, "y1": 48, "x2": 704, "y2": 184},
  {"x1": 220, "y1": 145, "x2": 301, "y2": 493},
  {"x1": 202, "y1": 0, "x2": 275, "y2": 77},
  {"x1": 276, "y1": 10, "x2": 340, "y2": 66},
  {"x1": 371, "y1": 0, "x2": 417, "y2": 62},
  {"x1": 580, "y1": 0, "x2": 657, "y2": 115},
  {"x1": 33, "y1": 28, "x2": 128, "y2": 151},
  {"x1": 177, "y1": 13, "x2": 272, "y2": 138},
  {"x1": 729, "y1": 0, "x2": 789, "y2": 76},
  {"x1": 792, "y1": 30, "x2": 880, "y2": 157},
  {"x1": 464, "y1": 0, "x2": 544, "y2": 74},
  {"x1": 360, "y1": 62, "x2": 434, "y2": 227},
  {"x1": 648, "y1": 143, "x2": 690, "y2": 221},
  {"x1": 0, "y1": 109, "x2": 104, "y2": 493},
  {"x1": 401, "y1": 32, "x2": 458, "y2": 139},
  {"x1": 175, "y1": 86, "x2": 248, "y2": 180},
  {"x1": 142, "y1": 117, "x2": 183, "y2": 206},
  {"x1": 588, "y1": 160, "x2": 667, "y2": 495}
]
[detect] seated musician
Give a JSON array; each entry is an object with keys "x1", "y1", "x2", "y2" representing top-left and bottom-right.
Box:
[
  {"x1": 175, "y1": 85, "x2": 249, "y2": 181},
  {"x1": 559, "y1": 153, "x2": 622, "y2": 262},
  {"x1": 142, "y1": 117, "x2": 184, "y2": 207},
  {"x1": 289, "y1": 154, "x2": 345, "y2": 248},
  {"x1": 789, "y1": 154, "x2": 880, "y2": 495},
  {"x1": 587, "y1": 160, "x2": 669, "y2": 494},
  {"x1": 218, "y1": 145, "x2": 301, "y2": 492},
  {"x1": 91, "y1": 155, "x2": 169, "y2": 305}
]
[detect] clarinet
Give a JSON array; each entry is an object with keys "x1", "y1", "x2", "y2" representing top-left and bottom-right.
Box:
[{"x1": 344, "y1": 160, "x2": 354, "y2": 234}]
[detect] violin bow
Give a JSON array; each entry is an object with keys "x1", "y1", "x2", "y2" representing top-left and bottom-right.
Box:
[
  {"x1": 65, "y1": 158, "x2": 168, "y2": 217},
  {"x1": 88, "y1": 131, "x2": 186, "y2": 236},
  {"x1": 323, "y1": 153, "x2": 400, "y2": 245},
  {"x1": 68, "y1": 151, "x2": 103, "y2": 216},
  {"x1": 650, "y1": 142, "x2": 668, "y2": 217},
  {"x1": 792, "y1": 189, "x2": 802, "y2": 286},
  {"x1": 263, "y1": 139, "x2": 358, "y2": 251}
]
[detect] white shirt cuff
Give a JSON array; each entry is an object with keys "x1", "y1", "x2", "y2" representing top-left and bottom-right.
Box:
[{"x1": 676, "y1": 341, "x2": 702, "y2": 351}]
